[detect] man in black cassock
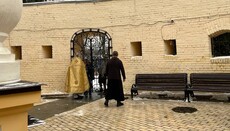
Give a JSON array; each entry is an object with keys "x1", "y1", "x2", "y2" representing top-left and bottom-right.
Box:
[{"x1": 104, "y1": 51, "x2": 126, "y2": 107}]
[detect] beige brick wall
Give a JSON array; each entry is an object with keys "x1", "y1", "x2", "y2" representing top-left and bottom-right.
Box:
[{"x1": 4, "y1": 0, "x2": 230, "y2": 94}]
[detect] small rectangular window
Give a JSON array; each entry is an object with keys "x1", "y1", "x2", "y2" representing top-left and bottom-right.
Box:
[
  {"x1": 42, "y1": 45, "x2": 53, "y2": 58},
  {"x1": 164, "y1": 40, "x2": 177, "y2": 55},
  {"x1": 11, "y1": 46, "x2": 22, "y2": 60},
  {"x1": 131, "y1": 41, "x2": 142, "y2": 56}
]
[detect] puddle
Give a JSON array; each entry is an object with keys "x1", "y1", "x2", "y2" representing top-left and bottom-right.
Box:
[{"x1": 172, "y1": 106, "x2": 198, "y2": 113}]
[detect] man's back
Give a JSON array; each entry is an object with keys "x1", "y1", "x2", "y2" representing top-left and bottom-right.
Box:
[{"x1": 106, "y1": 57, "x2": 125, "y2": 80}]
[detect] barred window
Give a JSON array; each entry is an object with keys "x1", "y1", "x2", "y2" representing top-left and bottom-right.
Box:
[{"x1": 211, "y1": 32, "x2": 230, "y2": 57}]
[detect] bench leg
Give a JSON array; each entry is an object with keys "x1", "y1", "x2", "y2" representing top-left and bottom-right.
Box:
[
  {"x1": 190, "y1": 91, "x2": 194, "y2": 97},
  {"x1": 184, "y1": 90, "x2": 187, "y2": 102},
  {"x1": 187, "y1": 91, "x2": 190, "y2": 103},
  {"x1": 184, "y1": 90, "x2": 190, "y2": 103},
  {"x1": 131, "y1": 90, "x2": 133, "y2": 100},
  {"x1": 185, "y1": 90, "x2": 195, "y2": 103},
  {"x1": 131, "y1": 89, "x2": 139, "y2": 100}
]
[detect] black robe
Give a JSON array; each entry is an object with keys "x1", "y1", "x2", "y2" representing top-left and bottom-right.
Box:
[{"x1": 105, "y1": 57, "x2": 126, "y2": 101}]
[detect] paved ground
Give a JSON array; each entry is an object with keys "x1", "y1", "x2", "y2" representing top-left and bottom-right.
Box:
[
  {"x1": 29, "y1": 93, "x2": 103, "y2": 120},
  {"x1": 28, "y1": 94, "x2": 230, "y2": 131}
]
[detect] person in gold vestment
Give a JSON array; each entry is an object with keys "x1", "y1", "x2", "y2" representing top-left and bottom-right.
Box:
[{"x1": 65, "y1": 57, "x2": 89, "y2": 99}]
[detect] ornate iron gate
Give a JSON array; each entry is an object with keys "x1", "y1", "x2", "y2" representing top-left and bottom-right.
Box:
[{"x1": 70, "y1": 28, "x2": 112, "y2": 91}]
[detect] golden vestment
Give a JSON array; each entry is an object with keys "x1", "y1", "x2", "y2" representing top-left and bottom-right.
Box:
[{"x1": 65, "y1": 57, "x2": 89, "y2": 94}]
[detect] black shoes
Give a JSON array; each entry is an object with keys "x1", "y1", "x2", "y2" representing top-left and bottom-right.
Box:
[
  {"x1": 104, "y1": 100, "x2": 109, "y2": 107},
  {"x1": 117, "y1": 102, "x2": 124, "y2": 107},
  {"x1": 73, "y1": 94, "x2": 83, "y2": 99},
  {"x1": 104, "y1": 100, "x2": 124, "y2": 107}
]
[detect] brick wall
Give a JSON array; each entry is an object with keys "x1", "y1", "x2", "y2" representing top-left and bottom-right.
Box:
[{"x1": 4, "y1": 0, "x2": 230, "y2": 94}]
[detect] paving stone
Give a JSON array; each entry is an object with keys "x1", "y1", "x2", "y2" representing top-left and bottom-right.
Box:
[{"x1": 29, "y1": 98, "x2": 230, "y2": 131}]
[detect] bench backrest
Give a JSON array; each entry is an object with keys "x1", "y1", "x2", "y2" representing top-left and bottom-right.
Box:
[
  {"x1": 135, "y1": 73, "x2": 187, "y2": 90},
  {"x1": 190, "y1": 73, "x2": 230, "y2": 92}
]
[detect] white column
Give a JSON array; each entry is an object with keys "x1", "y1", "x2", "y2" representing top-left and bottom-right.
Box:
[{"x1": 0, "y1": 0, "x2": 22, "y2": 84}]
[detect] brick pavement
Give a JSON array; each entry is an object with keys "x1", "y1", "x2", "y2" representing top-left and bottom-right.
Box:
[{"x1": 28, "y1": 98, "x2": 230, "y2": 131}]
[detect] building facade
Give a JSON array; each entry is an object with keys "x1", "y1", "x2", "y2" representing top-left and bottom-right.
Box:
[{"x1": 4, "y1": 0, "x2": 230, "y2": 94}]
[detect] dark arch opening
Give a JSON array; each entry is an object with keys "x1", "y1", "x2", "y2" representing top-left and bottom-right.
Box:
[
  {"x1": 211, "y1": 32, "x2": 230, "y2": 57},
  {"x1": 70, "y1": 28, "x2": 112, "y2": 91}
]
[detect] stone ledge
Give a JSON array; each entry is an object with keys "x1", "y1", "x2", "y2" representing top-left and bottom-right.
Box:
[{"x1": 0, "y1": 81, "x2": 41, "y2": 95}]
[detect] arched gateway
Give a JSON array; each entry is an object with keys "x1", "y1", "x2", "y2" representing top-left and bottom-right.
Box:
[{"x1": 70, "y1": 28, "x2": 112, "y2": 90}]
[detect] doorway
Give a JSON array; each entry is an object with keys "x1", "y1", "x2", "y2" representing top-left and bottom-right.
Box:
[{"x1": 70, "y1": 28, "x2": 112, "y2": 91}]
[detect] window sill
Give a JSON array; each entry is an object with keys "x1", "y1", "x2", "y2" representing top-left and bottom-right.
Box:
[
  {"x1": 210, "y1": 56, "x2": 230, "y2": 64},
  {"x1": 164, "y1": 55, "x2": 178, "y2": 58},
  {"x1": 131, "y1": 56, "x2": 142, "y2": 60}
]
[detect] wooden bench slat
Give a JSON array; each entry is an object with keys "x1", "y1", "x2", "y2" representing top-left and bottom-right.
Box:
[
  {"x1": 137, "y1": 79, "x2": 186, "y2": 83},
  {"x1": 136, "y1": 74, "x2": 187, "y2": 79},
  {"x1": 192, "y1": 84, "x2": 230, "y2": 86},
  {"x1": 136, "y1": 83, "x2": 186, "y2": 86},
  {"x1": 191, "y1": 73, "x2": 230, "y2": 79},
  {"x1": 187, "y1": 88, "x2": 230, "y2": 92}
]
